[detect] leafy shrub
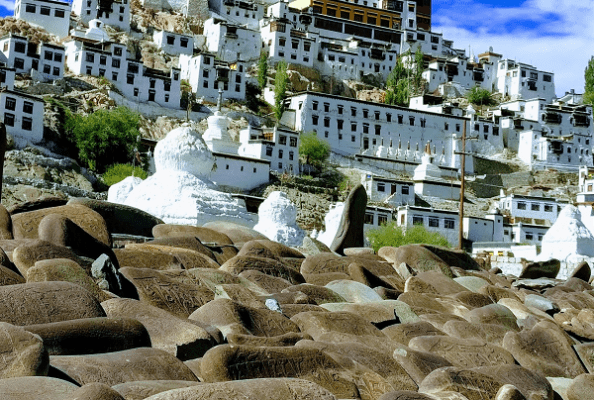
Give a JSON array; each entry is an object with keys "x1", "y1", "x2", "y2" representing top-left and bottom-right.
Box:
[
  {"x1": 102, "y1": 163, "x2": 147, "y2": 186},
  {"x1": 64, "y1": 106, "x2": 140, "y2": 173},
  {"x1": 299, "y1": 131, "x2": 330, "y2": 169},
  {"x1": 367, "y1": 222, "x2": 451, "y2": 252}
]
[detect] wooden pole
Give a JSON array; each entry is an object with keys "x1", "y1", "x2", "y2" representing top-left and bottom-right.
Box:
[{"x1": 458, "y1": 119, "x2": 466, "y2": 250}]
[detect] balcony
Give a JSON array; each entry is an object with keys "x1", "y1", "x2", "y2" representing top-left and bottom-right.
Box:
[
  {"x1": 513, "y1": 119, "x2": 524, "y2": 130},
  {"x1": 370, "y1": 48, "x2": 384, "y2": 60},
  {"x1": 573, "y1": 114, "x2": 590, "y2": 127},
  {"x1": 543, "y1": 112, "x2": 562, "y2": 124},
  {"x1": 290, "y1": 29, "x2": 306, "y2": 38}
]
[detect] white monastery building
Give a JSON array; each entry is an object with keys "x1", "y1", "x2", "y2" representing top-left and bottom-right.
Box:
[
  {"x1": 14, "y1": 0, "x2": 71, "y2": 38},
  {"x1": 153, "y1": 30, "x2": 194, "y2": 56},
  {"x1": 0, "y1": 34, "x2": 65, "y2": 80},
  {"x1": 72, "y1": 0, "x2": 131, "y2": 32},
  {"x1": 362, "y1": 174, "x2": 414, "y2": 207},
  {"x1": 238, "y1": 125, "x2": 300, "y2": 174}
]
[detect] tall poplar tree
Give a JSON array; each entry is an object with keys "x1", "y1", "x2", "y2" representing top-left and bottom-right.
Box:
[{"x1": 584, "y1": 56, "x2": 594, "y2": 105}]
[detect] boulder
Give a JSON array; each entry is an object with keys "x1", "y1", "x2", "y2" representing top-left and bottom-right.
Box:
[
  {"x1": 200, "y1": 344, "x2": 359, "y2": 398},
  {"x1": 392, "y1": 344, "x2": 453, "y2": 385},
  {"x1": 102, "y1": 298, "x2": 216, "y2": 360},
  {"x1": 67, "y1": 198, "x2": 163, "y2": 237},
  {"x1": 12, "y1": 240, "x2": 94, "y2": 276},
  {"x1": 441, "y1": 320, "x2": 511, "y2": 347},
  {"x1": 111, "y1": 381, "x2": 202, "y2": 400},
  {"x1": 124, "y1": 243, "x2": 220, "y2": 269},
  {"x1": 138, "y1": 378, "x2": 337, "y2": 400},
  {"x1": 519, "y1": 259, "x2": 560, "y2": 279},
  {"x1": 202, "y1": 221, "x2": 268, "y2": 247},
  {"x1": 0, "y1": 322, "x2": 48, "y2": 378},
  {"x1": 68, "y1": 383, "x2": 126, "y2": 400},
  {"x1": 566, "y1": 373, "x2": 594, "y2": 400},
  {"x1": 113, "y1": 248, "x2": 183, "y2": 270},
  {"x1": 11, "y1": 204, "x2": 111, "y2": 247},
  {"x1": 118, "y1": 267, "x2": 214, "y2": 318},
  {"x1": 383, "y1": 321, "x2": 445, "y2": 345},
  {"x1": 324, "y1": 280, "x2": 384, "y2": 303},
  {"x1": 50, "y1": 347, "x2": 199, "y2": 386},
  {"x1": 321, "y1": 300, "x2": 419, "y2": 325},
  {"x1": 239, "y1": 270, "x2": 293, "y2": 293},
  {"x1": 419, "y1": 366, "x2": 504, "y2": 400},
  {"x1": 574, "y1": 342, "x2": 594, "y2": 373},
  {"x1": 466, "y1": 304, "x2": 519, "y2": 331},
  {"x1": 0, "y1": 281, "x2": 105, "y2": 326},
  {"x1": 26, "y1": 258, "x2": 111, "y2": 302},
  {"x1": 221, "y1": 256, "x2": 305, "y2": 285},
  {"x1": 568, "y1": 261, "x2": 591, "y2": 282},
  {"x1": 474, "y1": 364, "x2": 553, "y2": 400},
  {"x1": 23, "y1": 317, "x2": 150, "y2": 356},
  {"x1": 378, "y1": 245, "x2": 452, "y2": 278},
  {"x1": 0, "y1": 265, "x2": 25, "y2": 285},
  {"x1": 227, "y1": 332, "x2": 310, "y2": 347},
  {"x1": 0, "y1": 204, "x2": 12, "y2": 240},
  {"x1": 0, "y1": 376, "x2": 78, "y2": 400},
  {"x1": 189, "y1": 298, "x2": 300, "y2": 338},
  {"x1": 330, "y1": 184, "x2": 367, "y2": 255},
  {"x1": 290, "y1": 310, "x2": 385, "y2": 342}
]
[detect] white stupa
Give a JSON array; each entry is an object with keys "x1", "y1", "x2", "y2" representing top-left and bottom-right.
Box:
[
  {"x1": 108, "y1": 176, "x2": 142, "y2": 204},
  {"x1": 539, "y1": 205, "x2": 594, "y2": 264},
  {"x1": 253, "y1": 191, "x2": 306, "y2": 247},
  {"x1": 413, "y1": 143, "x2": 443, "y2": 181},
  {"x1": 202, "y1": 89, "x2": 240, "y2": 155},
  {"x1": 119, "y1": 125, "x2": 256, "y2": 227}
]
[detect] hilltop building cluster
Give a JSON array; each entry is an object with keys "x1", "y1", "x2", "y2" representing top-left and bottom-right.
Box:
[{"x1": 4, "y1": 0, "x2": 594, "y2": 257}]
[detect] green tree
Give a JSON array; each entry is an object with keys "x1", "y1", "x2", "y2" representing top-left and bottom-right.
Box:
[
  {"x1": 274, "y1": 60, "x2": 288, "y2": 121},
  {"x1": 180, "y1": 79, "x2": 196, "y2": 121},
  {"x1": 384, "y1": 48, "x2": 424, "y2": 106},
  {"x1": 64, "y1": 106, "x2": 140, "y2": 173},
  {"x1": 299, "y1": 131, "x2": 330, "y2": 168},
  {"x1": 257, "y1": 51, "x2": 268, "y2": 90},
  {"x1": 584, "y1": 56, "x2": 594, "y2": 105},
  {"x1": 102, "y1": 163, "x2": 147, "y2": 186},
  {"x1": 366, "y1": 222, "x2": 451, "y2": 253},
  {"x1": 466, "y1": 86, "x2": 496, "y2": 107}
]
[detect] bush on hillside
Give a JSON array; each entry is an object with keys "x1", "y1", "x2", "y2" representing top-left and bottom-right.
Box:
[
  {"x1": 367, "y1": 222, "x2": 451, "y2": 252},
  {"x1": 102, "y1": 163, "x2": 147, "y2": 186},
  {"x1": 64, "y1": 106, "x2": 140, "y2": 173}
]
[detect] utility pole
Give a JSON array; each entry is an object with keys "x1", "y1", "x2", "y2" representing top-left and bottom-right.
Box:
[{"x1": 458, "y1": 105, "x2": 475, "y2": 250}]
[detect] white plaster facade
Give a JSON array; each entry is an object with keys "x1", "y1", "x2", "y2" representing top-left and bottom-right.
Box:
[
  {"x1": 209, "y1": 0, "x2": 263, "y2": 30},
  {"x1": 0, "y1": 90, "x2": 44, "y2": 143},
  {"x1": 153, "y1": 30, "x2": 194, "y2": 56},
  {"x1": 362, "y1": 174, "x2": 414, "y2": 206},
  {"x1": 497, "y1": 192, "x2": 564, "y2": 225},
  {"x1": 179, "y1": 53, "x2": 246, "y2": 102},
  {"x1": 285, "y1": 91, "x2": 505, "y2": 173},
  {"x1": 72, "y1": 0, "x2": 131, "y2": 32},
  {"x1": 238, "y1": 125, "x2": 300, "y2": 174},
  {"x1": 421, "y1": 55, "x2": 495, "y2": 94},
  {"x1": 396, "y1": 205, "x2": 459, "y2": 246},
  {"x1": 14, "y1": 0, "x2": 71, "y2": 38},
  {"x1": 210, "y1": 152, "x2": 270, "y2": 190},
  {"x1": 364, "y1": 205, "x2": 394, "y2": 230},
  {"x1": 0, "y1": 34, "x2": 65, "y2": 80},
  {"x1": 204, "y1": 18, "x2": 261, "y2": 63},
  {"x1": 65, "y1": 38, "x2": 181, "y2": 108},
  {"x1": 492, "y1": 58, "x2": 555, "y2": 103},
  {"x1": 0, "y1": 65, "x2": 16, "y2": 90}
]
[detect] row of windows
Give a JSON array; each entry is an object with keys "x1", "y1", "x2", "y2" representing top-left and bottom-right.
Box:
[
  {"x1": 224, "y1": 164, "x2": 258, "y2": 173},
  {"x1": 13, "y1": 57, "x2": 60, "y2": 76},
  {"x1": 376, "y1": 182, "x2": 410, "y2": 194},
  {"x1": 165, "y1": 35, "x2": 190, "y2": 47},
  {"x1": 515, "y1": 202, "x2": 557, "y2": 212},
  {"x1": 265, "y1": 146, "x2": 295, "y2": 160},
  {"x1": 311, "y1": 115, "x2": 429, "y2": 129},
  {"x1": 503, "y1": 229, "x2": 544, "y2": 241},
  {"x1": 279, "y1": 135, "x2": 298, "y2": 147},
  {"x1": 364, "y1": 213, "x2": 388, "y2": 225},
  {"x1": 4, "y1": 112, "x2": 32, "y2": 130},
  {"x1": 24, "y1": 4, "x2": 65, "y2": 17},
  {"x1": 412, "y1": 215, "x2": 455, "y2": 229},
  {"x1": 202, "y1": 80, "x2": 242, "y2": 92},
  {"x1": 5, "y1": 97, "x2": 34, "y2": 113}
]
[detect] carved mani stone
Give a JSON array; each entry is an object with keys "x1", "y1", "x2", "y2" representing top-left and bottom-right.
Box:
[
  {"x1": 0, "y1": 281, "x2": 105, "y2": 326},
  {"x1": 50, "y1": 347, "x2": 199, "y2": 386},
  {"x1": 0, "y1": 376, "x2": 78, "y2": 400},
  {"x1": 0, "y1": 322, "x2": 48, "y2": 378},
  {"x1": 221, "y1": 255, "x2": 305, "y2": 285}
]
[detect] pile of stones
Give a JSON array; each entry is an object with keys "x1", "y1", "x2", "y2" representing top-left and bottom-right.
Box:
[{"x1": 0, "y1": 194, "x2": 593, "y2": 400}]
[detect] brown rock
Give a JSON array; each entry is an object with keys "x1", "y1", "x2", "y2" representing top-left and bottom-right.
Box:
[
  {"x1": 321, "y1": 300, "x2": 419, "y2": 326},
  {"x1": 301, "y1": 253, "x2": 396, "y2": 277},
  {"x1": 392, "y1": 344, "x2": 453, "y2": 385},
  {"x1": 12, "y1": 204, "x2": 111, "y2": 246},
  {"x1": 397, "y1": 292, "x2": 448, "y2": 314},
  {"x1": 0, "y1": 265, "x2": 25, "y2": 285},
  {"x1": 26, "y1": 258, "x2": 111, "y2": 302},
  {"x1": 418, "y1": 313, "x2": 467, "y2": 330},
  {"x1": 450, "y1": 291, "x2": 494, "y2": 309},
  {"x1": 502, "y1": 320, "x2": 586, "y2": 378},
  {"x1": 0, "y1": 322, "x2": 48, "y2": 378},
  {"x1": 149, "y1": 233, "x2": 236, "y2": 265},
  {"x1": 574, "y1": 342, "x2": 594, "y2": 373},
  {"x1": 227, "y1": 332, "x2": 311, "y2": 347},
  {"x1": 442, "y1": 320, "x2": 511, "y2": 347},
  {"x1": 303, "y1": 272, "x2": 351, "y2": 286},
  {"x1": 221, "y1": 256, "x2": 305, "y2": 285},
  {"x1": 239, "y1": 270, "x2": 293, "y2": 293},
  {"x1": 50, "y1": 347, "x2": 199, "y2": 386},
  {"x1": 404, "y1": 276, "x2": 439, "y2": 294},
  {"x1": 409, "y1": 336, "x2": 515, "y2": 369},
  {"x1": 466, "y1": 304, "x2": 520, "y2": 331},
  {"x1": 419, "y1": 366, "x2": 504, "y2": 400},
  {"x1": 124, "y1": 244, "x2": 220, "y2": 269},
  {"x1": 478, "y1": 285, "x2": 521, "y2": 303},
  {"x1": 102, "y1": 298, "x2": 216, "y2": 360},
  {"x1": 349, "y1": 262, "x2": 404, "y2": 291},
  {"x1": 214, "y1": 283, "x2": 267, "y2": 309},
  {"x1": 567, "y1": 373, "x2": 594, "y2": 400},
  {"x1": 0, "y1": 376, "x2": 78, "y2": 400},
  {"x1": 519, "y1": 259, "x2": 560, "y2": 279},
  {"x1": 23, "y1": 317, "x2": 150, "y2": 356},
  {"x1": 554, "y1": 309, "x2": 594, "y2": 340},
  {"x1": 569, "y1": 261, "x2": 591, "y2": 282},
  {"x1": 378, "y1": 245, "x2": 453, "y2": 278},
  {"x1": 37, "y1": 214, "x2": 117, "y2": 263},
  {"x1": 118, "y1": 267, "x2": 214, "y2": 318},
  {"x1": 414, "y1": 270, "x2": 471, "y2": 296},
  {"x1": 330, "y1": 184, "x2": 367, "y2": 255},
  {"x1": 67, "y1": 197, "x2": 163, "y2": 237},
  {"x1": 7, "y1": 197, "x2": 68, "y2": 215},
  {"x1": 133, "y1": 378, "x2": 337, "y2": 400},
  {"x1": 279, "y1": 304, "x2": 328, "y2": 318},
  {"x1": 282, "y1": 283, "x2": 346, "y2": 304},
  {"x1": 201, "y1": 221, "x2": 268, "y2": 247},
  {"x1": 296, "y1": 340, "x2": 418, "y2": 392},
  {"x1": 68, "y1": 383, "x2": 126, "y2": 400},
  {"x1": 263, "y1": 291, "x2": 312, "y2": 305},
  {"x1": 290, "y1": 310, "x2": 385, "y2": 341},
  {"x1": 474, "y1": 364, "x2": 553, "y2": 400},
  {"x1": 113, "y1": 248, "x2": 183, "y2": 270},
  {"x1": 200, "y1": 344, "x2": 359, "y2": 398},
  {"x1": 562, "y1": 276, "x2": 593, "y2": 291},
  {"x1": 383, "y1": 321, "x2": 445, "y2": 346},
  {"x1": 0, "y1": 204, "x2": 12, "y2": 240},
  {"x1": 189, "y1": 298, "x2": 300, "y2": 338},
  {"x1": 12, "y1": 239, "x2": 95, "y2": 276},
  {"x1": 494, "y1": 384, "x2": 527, "y2": 400},
  {"x1": 239, "y1": 239, "x2": 304, "y2": 260},
  {"x1": 111, "y1": 381, "x2": 202, "y2": 400},
  {"x1": 375, "y1": 286, "x2": 403, "y2": 300},
  {"x1": 0, "y1": 281, "x2": 105, "y2": 325},
  {"x1": 378, "y1": 391, "x2": 435, "y2": 400}
]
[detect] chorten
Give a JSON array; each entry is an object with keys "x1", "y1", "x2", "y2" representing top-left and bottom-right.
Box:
[{"x1": 202, "y1": 89, "x2": 240, "y2": 154}]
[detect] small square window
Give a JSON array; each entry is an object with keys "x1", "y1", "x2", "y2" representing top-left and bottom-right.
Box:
[
  {"x1": 52, "y1": 67, "x2": 59, "y2": 76},
  {"x1": 133, "y1": 88, "x2": 139, "y2": 96},
  {"x1": 112, "y1": 72, "x2": 118, "y2": 81},
  {"x1": 40, "y1": 6, "x2": 50, "y2": 15},
  {"x1": 22, "y1": 117, "x2": 32, "y2": 131},
  {"x1": 55, "y1": 9, "x2": 65, "y2": 17},
  {"x1": 428, "y1": 217, "x2": 439, "y2": 227},
  {"x1": 23, "y1": 101, "x2": 33, "y2": 114},
  {"x1": 43, "y1": 65, "x2": 51, "y2": 74},
  {"x1": 3, "y1": 113, "x2": 14, "y2": 127}
]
